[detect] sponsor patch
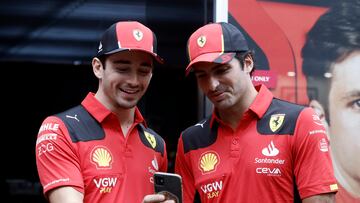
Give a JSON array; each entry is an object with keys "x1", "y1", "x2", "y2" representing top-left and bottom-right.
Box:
[
  {"x1": 256, "y1": 167, "x2": 281, "y2": 176},
  {"x1": 38, "y1": 123, "x2": 59, "y2": 134},
  {"x1": 312, "y1": 114, "x2": 324, "y2": 126},
  {"x1": 93, "y1": 176, "x2": 118, "y2": 194},
  {"x1": 309, "y1": 129, "x2": 327, "y2": 135},
  {"x1": 199, "y1": 151, "x2": 220, "y2": 174},
  {"x1": 91, "y1": 146, "x2": 113, "y2": 169},
  {"x1": 200, "y1": 180, "x2": 223, "y2": 200},
  {"x1": 144, "y1": 131, "x2": 157, "y2": 148},
  {"x1": 330, "y1": 184, "x2": 338, "y2": 191},
  {"x1": 262, "y1": 141, "x2": 279, "y2": 156},
  {"x1": 269, "y1": 114, "x2": 285, "y2": 132},
  {"x1": 318, "y1": 138, "x2": 329, "y2": 152}
]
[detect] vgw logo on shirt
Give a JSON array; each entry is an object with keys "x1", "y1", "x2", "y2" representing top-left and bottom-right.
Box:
[
  {"x1": 200, "y1": 180, "x2": 223, "y2": 199},
  {"x1": 93, "y1": 177, "x2": 118, "y2": 194}
]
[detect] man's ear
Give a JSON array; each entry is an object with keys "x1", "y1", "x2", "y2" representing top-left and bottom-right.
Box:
[
  {"x1": 92, "y1": 57, "x2": 103, "y2": 79},
  {"x1": 243, "y1": 55, "x2": 254, "y2": 74}
]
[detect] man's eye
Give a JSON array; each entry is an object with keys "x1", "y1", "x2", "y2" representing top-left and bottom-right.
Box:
[
  {"x1": 195, "y1": 73, "x2": 206, "y2": 78},
  {"x1": 214, "y1": 66, "x2": 229, "y2": 74},
  {"x1": 350, "y1": 99, "x2": 360, "y2": 110},
  {"x1": 139, "y1": 70, "x2": 151, "y2": 76},
  {"x1": 116, "y1": 68, "x2": 128, "y2": 72}
]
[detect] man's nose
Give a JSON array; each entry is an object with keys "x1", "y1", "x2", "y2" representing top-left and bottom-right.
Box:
[{"x1": 208, "y1": 76, "x2": 219, "y2": 91}]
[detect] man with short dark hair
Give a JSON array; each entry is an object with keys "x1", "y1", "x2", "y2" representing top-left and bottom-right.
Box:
[
  {"x1": 35, "y1": 21, "x2": 171, "y2": 203},
  {"x1": 175, "y1": 22, "x2": 338, "y2": 202}
]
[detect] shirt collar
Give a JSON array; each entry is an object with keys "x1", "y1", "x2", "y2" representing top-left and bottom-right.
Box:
[
  {"x1": 249, "y1": 84, "x2": 273, "y2": 118},
  {"x1": 81, "y1": 92, "x2": 147, "y2": 127},
  {"x1": 210, "y1": 84, "x2": 273, "y2": 128}
]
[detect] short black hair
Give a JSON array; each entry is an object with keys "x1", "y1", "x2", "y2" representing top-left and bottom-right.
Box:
[
  {"x1": 234, "y1": 50, "x2": 256, "y2": 76},
  {"x1": 97, "y1": 55, "x2": 107, "y2": 69}
]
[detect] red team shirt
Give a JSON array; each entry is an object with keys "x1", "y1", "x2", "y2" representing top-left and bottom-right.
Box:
[
  {"x1": 175, "y1": 85, "x2": 337, "y2": 203},
  {"x1": 36, "y1": 93, "x2": 168, "y2": 202}
]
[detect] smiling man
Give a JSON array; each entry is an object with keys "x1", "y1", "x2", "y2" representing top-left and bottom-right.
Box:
[{"x1": 35, "y1": 21, "x2": 170, "y2": 203}]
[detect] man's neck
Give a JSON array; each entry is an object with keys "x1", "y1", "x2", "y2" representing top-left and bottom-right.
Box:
[
  {"x1": 218, "y1": 86, "x2": 258, "y2": 130},
  {"x1": 115, "y1": 107, "x2": 135, "y2": 137}
]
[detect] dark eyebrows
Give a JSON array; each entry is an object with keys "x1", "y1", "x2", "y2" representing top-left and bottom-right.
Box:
[
  {"x1": 113, "y1": 59, "x2": 130, "y2": 65},
  {"x1": 342, "y1": 90, "x2": 360, "y2": 99},
  {"x1": 193, "y1": 63, "x2": 225, "y2": 74},
  {"x1": 112, "y1": 60, "x2": 152, "y2": 67}
]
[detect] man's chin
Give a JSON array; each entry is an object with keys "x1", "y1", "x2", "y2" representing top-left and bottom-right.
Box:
[{"x1": 117, "y1": 100, "x2": 138, "y2": 109}]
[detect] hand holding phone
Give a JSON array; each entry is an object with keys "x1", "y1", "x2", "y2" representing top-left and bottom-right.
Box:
[{"x1": 154, "y1": 172, "x2": 183, "y2": 203}]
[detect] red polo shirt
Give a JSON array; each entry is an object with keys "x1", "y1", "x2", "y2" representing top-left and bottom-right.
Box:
[
  {"x1": 36, "y1": 93, "x2": 168, "y2": 202},
  {"x1": 175, "y1": 85, "x2": 337, "y2": 203}
]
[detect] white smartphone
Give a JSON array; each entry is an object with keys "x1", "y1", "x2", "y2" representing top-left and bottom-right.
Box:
[{"x1": 154, "y1": 172, "x2": 183, "y2": 203}]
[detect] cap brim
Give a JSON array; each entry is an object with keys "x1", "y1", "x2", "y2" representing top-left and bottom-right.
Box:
[
  {"x1": 100, "y1": 48, "x2": 164, "y2": 64},
  {"x1": 185, "y1": 52, "x2": 236, "y2": 76}
]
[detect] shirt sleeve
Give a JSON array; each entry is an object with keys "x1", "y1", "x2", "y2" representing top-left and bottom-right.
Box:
[
  {"x1": 175, "y1": 134, "x2": 197, "y2": 203},
  {"x1": 35, "y1": 116, "x2": 84, "y2": 195},
  {"x1": 292, "y1": 107, "x2": 338, "y2": 199}
]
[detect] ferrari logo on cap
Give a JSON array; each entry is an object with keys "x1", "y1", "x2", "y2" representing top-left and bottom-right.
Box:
[
  {"x1": 269, "y1": 114, "x2": 285, "y2": 132},
  {"x1": 133, "y1": 29, "x2": 143, "y2": 41},
  {"x1": 144, "y1": 131, "x2": 156, "y2": 148},
  {"x1": 197, "y1": 35, "x2": 206, "y2": 47}
]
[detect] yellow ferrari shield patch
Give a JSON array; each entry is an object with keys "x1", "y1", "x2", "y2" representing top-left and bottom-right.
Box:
[
  {"x1": 269, "y1": 114, "x2": 285, "y2": 132},
  {"x1": 144, "y1": 131, "x2": 156, "y2": 148}
]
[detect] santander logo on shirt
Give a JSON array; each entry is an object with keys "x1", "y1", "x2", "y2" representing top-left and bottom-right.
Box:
[
  {"x1": 261, "y1": 141, "x2": 279, "y2": 156},
  {"x1": 255, "y1": 141, "x2": 283, "y2": 176}
]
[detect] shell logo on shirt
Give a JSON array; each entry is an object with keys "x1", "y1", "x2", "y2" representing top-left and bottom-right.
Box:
[
  {"x1": 91, "y1": 146, "x2": 113, "y2": 169},
  {"x1": 199, "y1": 151, "x2": 220, "y2": 174},
  {"x1": 144, "y1": 131, "x2": 157, "y2": 148},
  {"x1": 269, "y1": 114, "x2": 285, "y2": 132}
]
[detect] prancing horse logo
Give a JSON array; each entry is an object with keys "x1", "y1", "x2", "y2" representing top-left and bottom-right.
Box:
[{"x1": 269, "y1": 114, "x2": 285, "y2": 132}]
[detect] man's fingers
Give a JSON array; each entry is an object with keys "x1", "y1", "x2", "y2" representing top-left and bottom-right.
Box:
[{"x1": 143, "y1": 194, "x2": 166, "y2": 203}]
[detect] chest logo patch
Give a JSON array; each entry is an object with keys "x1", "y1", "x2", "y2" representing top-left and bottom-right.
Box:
[
  {"x1": 91, "y1": 146, "x2": 113, "y2": 169},
  {"x1": 269, "y1": 114, "x2": 285, "y2": 132},
  {"x1": 144, "y1": 131, "x2": 157, "y2": 148},
  {"x1": 199, "y1": 151, "x2": 220, "y2": 174},
  {"x1": 262, "y1": 141, "x2": 279, "y2": 156}
]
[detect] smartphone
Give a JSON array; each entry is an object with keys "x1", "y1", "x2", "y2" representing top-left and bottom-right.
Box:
[{"x1": 154, "y1": 172, "x2": 183, "y2": 203}]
